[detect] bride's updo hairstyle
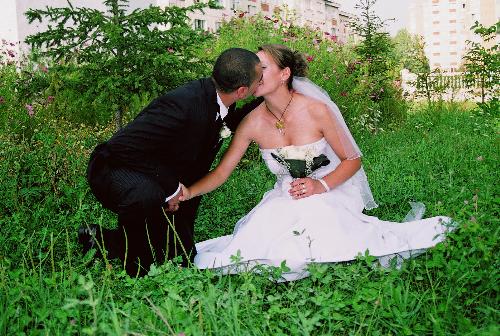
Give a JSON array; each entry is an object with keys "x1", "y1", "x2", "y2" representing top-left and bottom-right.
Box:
[{"x1": 258, "y1": 44, "x2": 308, "y2": 90}]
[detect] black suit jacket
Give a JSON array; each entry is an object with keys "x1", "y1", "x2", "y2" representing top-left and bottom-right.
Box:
[{"x1": 89, "y1": 77, "x2": 262, "y2": 197}]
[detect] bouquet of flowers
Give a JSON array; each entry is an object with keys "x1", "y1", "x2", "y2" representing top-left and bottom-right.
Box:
[{"x1": 271, "y1": 146, "x2": 330, "y2": 178}]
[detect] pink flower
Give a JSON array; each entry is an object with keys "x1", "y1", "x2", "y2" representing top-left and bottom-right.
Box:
[
  {"x1": 167, "y1": 48, "x2": 174, "y2": 53},
  {"x1": 25, "y1": 104, "x2": 34, "y2": 116},
  {"x1": 39, "y1": 64, "x2": 48, "y2": 73},
  {"x1": 306, "y1": 55, "x2": 314, "y2": 62},
  {"x1": 7, "y1": 50, "x2": 15, "y2": 58},
  {"x1": 330, "y1": 35, "x2": 338, "y2": 42},
  {"x1": 47, "y1": 96, "x2": 55, "y2": 103},
  {"x1": 282, "y1": 37, "x2": 289, "y2": 42}
]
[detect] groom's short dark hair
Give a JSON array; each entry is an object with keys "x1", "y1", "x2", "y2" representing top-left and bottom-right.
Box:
[{"x1": 212, "y1": 48, "x2": 260, "y2": 93}]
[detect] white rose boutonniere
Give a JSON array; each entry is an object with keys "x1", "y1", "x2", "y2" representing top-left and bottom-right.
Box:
[{"x1": 220, "y1": 122, "x2": 231, "y2": 139}]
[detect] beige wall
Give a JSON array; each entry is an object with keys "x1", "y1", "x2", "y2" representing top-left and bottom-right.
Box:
[{"x1": 409, "y1": 0, "x2": 499, "y2": 72}]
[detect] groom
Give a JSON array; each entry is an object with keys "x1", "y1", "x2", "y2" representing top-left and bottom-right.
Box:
[{"x1": 81, "y1": 48, "x2": 263, "y2": 276}]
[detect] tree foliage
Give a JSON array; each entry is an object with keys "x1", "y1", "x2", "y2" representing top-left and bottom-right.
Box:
[
  {"x1": 25, "y1": 0, "x2": 217, "y2": 128},
  {"x1": 392, "y1": 29, "x2": 429, "y2": 74},
  {"x1": 350, "y1": 0, "x2": 394, "y2": 79},
  {"x1": 463, "y1": 21, "x2": 499, "y2": 104}
]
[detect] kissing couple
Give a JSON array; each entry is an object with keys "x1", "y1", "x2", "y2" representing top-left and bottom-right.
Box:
[{"x1": 82, "y1": 45, "x2": 453, "y2": 280}]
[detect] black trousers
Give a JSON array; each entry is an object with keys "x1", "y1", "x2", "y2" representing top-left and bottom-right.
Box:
[{"x1": 87, "y1": 154, "x2": 200, "y2": 276}]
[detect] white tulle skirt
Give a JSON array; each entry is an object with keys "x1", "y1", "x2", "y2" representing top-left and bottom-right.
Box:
[{"x1": 195, "y1": 179, "x2": 453, "y2": 281}]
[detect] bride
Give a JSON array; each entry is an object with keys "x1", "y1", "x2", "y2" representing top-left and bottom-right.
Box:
[{"x1": 180, "y1": 44, "x2": 453, "y2": 281}]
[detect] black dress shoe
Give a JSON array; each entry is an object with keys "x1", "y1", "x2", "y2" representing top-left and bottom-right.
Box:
[{"x1": 78, "y1": 224, "x2": 99, "y2": 254}]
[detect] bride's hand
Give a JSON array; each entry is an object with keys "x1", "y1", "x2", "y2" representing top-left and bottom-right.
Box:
[
  {"x1": 289, "y1": 178, "x2": 325, "y2": 200},
  {"x1": 178, "y1": 184, "x2": 192, "y2": 202}
]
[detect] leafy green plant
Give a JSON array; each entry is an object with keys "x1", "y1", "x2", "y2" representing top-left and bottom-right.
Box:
[
  {"x1": 463, "y1": 21, "x2": 500, "y2": 104},
  {"x1": 25, "y1": 0, "x2": 216, "y2": 129}
]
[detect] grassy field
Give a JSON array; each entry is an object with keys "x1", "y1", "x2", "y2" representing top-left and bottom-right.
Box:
[{"x1": 0, "y1": 104, "x2": 498, "y2": 335}]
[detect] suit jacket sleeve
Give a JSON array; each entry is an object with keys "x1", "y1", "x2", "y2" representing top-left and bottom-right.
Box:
[{"x1": 106, "y1": 96, "x2": 188, "y2": 197}]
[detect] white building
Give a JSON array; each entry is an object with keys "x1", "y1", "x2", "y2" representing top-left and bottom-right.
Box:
[
  {"x1": 1, "y1": 0, "x2": 357, "y2": 58},
  {"x1": 409, "y1": 0, "x2": 499, "y2": 72}
]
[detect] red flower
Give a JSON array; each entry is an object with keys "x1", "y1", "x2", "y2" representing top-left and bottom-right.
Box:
[
  {"x1": 340, "y1": 91, "x2": 348, "y2": 97},
  {"x1": 47, "y1": 96, "x2": 55, "y2": 103},
  {"x1": 238, "y1": 12, "x2": 245, "y2": 18},
  {"x1": 0, "y1": 96, "x2": 5, "y2": 104},
  {"x1": 306, "y1": 55, "x2": 314, "y2": 62}
]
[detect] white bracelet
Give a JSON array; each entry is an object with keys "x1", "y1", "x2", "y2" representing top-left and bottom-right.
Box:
[{"x1": 318, "y1": 178, "x2": 330, "y2": 192}]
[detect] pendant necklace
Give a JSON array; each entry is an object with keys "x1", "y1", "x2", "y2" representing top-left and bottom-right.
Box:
[{"x1": 265, "y1": 92, "x2": 293, "y2": 135}]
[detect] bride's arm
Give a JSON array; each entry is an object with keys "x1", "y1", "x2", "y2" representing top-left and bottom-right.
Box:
[
  {"x1": 317, "y1": 103, "x2": 361, "y2": 190},
  {"x1": 291, "y1": 103, "x2": 361, "y2": 198},
  {"x1": 180, "y1": 119, "x2": 253, "y2": 201}
]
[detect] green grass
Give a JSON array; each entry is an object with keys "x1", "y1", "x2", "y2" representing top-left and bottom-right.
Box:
[{"x1": 0, "y1": 104, "x2": 498, "y2": 335}]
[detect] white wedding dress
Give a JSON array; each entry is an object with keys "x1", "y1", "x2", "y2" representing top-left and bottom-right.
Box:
[{"x1": 195, "y1": 137, "x2": 453, "y2": 281}]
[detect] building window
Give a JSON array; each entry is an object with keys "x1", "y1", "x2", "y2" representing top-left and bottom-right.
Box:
[
  {"x1": 194, "y1": 19, "x2": 205, "y2": 30},
  {"x1": 450, "y1": 51, "x2": 457, "y2": 55},
  {"x1": 433, "y1": 21, "x2": 440, "y2": 24},
  {"x1": 434, "y1": 63, "x2": 441, "y2": 67},
  {"x1": 231, "y1": 0, "x2": 239, "y2": 10},
  {"x1": 248, "y1": 5, "x2": 256, "y2": 15},
  {"x1": 449, "y1": 8, "x2": 456, "y2": 12},
  {"x1": 449, "y1": 19, "x2": 456, "y2": 23},
  {"x1": 261, "y1": 3, "x2": 269, "y2": 11},
  {"x1": 450, "y1": 40, "x2": 457, "y2": 45},
  {"x1": 433, "y1": 42, "x2": 441, "y2": 45},
  {"x1": 433, "y1": 52, "x2": 441, "y2": 56},
  {"x1": 432, "y1": 10, "x2": 439, "y2": 14},
  {"x1": 450, "y1": 30, "x2": 457, "y2": 34},
  {"x1": 432, "y1": 0, "x2": 439, "y2": 3},
  {"x1": 433, "y1": 31, "x2": 440, "y2": 35}
]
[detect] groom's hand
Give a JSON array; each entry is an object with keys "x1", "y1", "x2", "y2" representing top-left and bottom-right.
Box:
[
  {"x1": 178, "y1": 184, "x2": 193, "y2": 202},
  {"x1": 165, "y1": 189, "x2": 183, "y2": 212}
]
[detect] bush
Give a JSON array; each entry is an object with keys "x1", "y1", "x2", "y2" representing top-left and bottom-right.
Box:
[{"x1": 207, "y1": 14, "x2": 407, "y2": 132}]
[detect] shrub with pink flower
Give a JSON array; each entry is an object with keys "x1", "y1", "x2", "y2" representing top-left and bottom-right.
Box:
[{"x1": 25, "y1": 104, "x2": 35, "y2": 116}]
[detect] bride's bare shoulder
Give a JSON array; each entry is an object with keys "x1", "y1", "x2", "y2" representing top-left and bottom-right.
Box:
[
  {"x1": 238, "y1": 102, "x2": 267, "y2": 130},
  {"x1": 294, "y1": 93, "x2": 330, "y2": 118}
]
